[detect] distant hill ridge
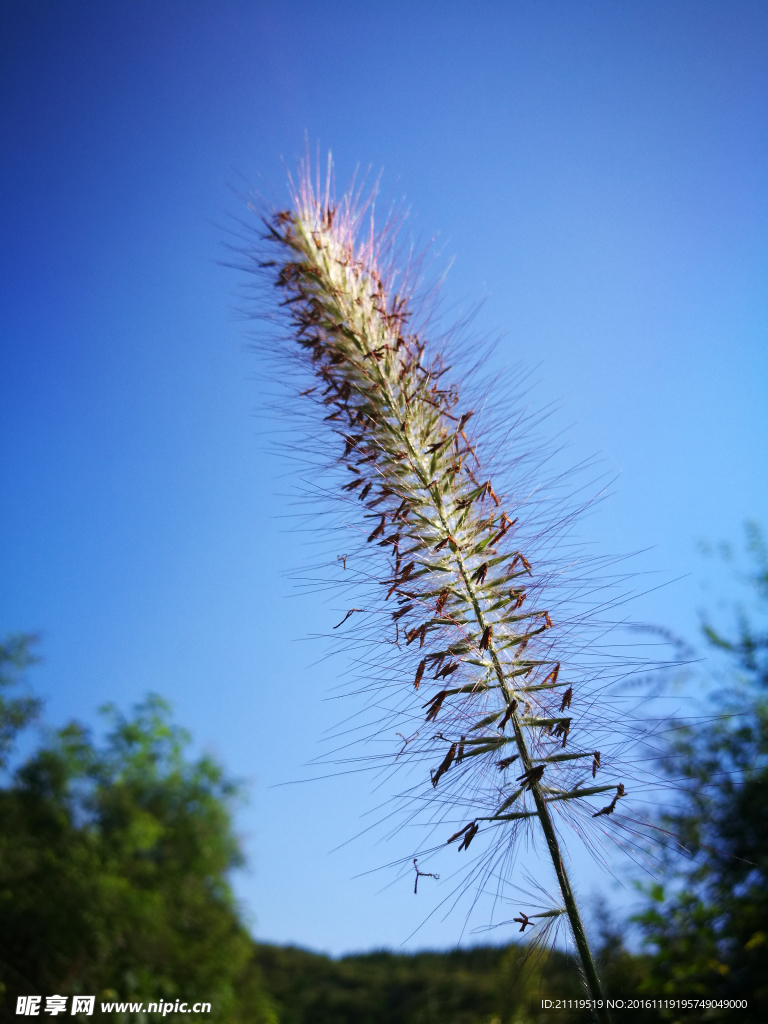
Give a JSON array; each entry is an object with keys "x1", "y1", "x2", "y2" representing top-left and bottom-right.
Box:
[{"x1": 251, "y1": 940, "x2": 653, "y2": 1024}]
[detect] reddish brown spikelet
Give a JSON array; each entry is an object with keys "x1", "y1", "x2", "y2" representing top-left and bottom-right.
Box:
[
  {"x1": 424, "y1": 689, "x2": 448, "y2": 723},
  {"x1": 542, "y1": 664, "x2": 560, "y2": 687},
  {"x1": 458, "y1": 821, "x2": 479, "y2": 851},
  {"x1": 496, "y1": 755, "x2": 519, "y2": 770},
  {"x1": 516, "y1": 764, "x2": 545, "y2": 790},
  {"x1": 553, "y1": 719, "x2": 571, "y2": 748},
  {"x1": 431, "y1": 742, "x2": 457, "y2": 787},
  {"x1": 472, "y1": 562, "x2": 489, "y2": 585},
  {"x1": 414, "y1": 658, "x2": 426, "y2": 690},
  {"x1": 447, "y1": 820, "x2": 475, "y2": 845},
  {"x1": 592, "y1": 783, "x2": 626, "y2": 818},
  {"x1": 435, "y1": 660, "x2": 460, "y2": 679},
  {"x1": 367, "y1": 515, "x2": 386, "y2": 542},
  {"x1": 498, "y1": 700, "x2": 518, "y2": 731}
]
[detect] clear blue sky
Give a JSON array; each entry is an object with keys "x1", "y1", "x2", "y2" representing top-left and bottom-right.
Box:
[{"x1": 1, "y1": 1, "x2": 766, "y2": 955}]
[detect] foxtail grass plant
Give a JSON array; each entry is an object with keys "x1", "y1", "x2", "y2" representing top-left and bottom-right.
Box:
[{"x1": 237, "y1": 160, "x2": 660, "y2": 1021}]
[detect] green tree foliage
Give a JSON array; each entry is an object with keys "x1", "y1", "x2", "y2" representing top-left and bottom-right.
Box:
[
  {"x1": 0, "y1": 637, "x2": 276, "y2": 1023},
  {"x1": 251, "y1": 934, "x2": 657, "y2": 1024},
  {"x1": 0, "y1": 635, "x2": 658, "y2": 1024},
  {"x1": 634, "y1": 524, "x2": 768, "y2": 1018},
  {"x1": 252, "y1": 942, "x2": 579, "y2": 1024},
  {"x1": 0, "y1": 633, "x2": 41, "y2": 770}
]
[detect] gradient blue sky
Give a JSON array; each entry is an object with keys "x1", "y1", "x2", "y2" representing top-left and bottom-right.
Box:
[{"x1": 1, "y1": 1, "x2": 766, "y2": 955}]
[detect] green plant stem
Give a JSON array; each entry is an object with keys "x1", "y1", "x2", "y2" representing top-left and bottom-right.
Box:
[
  {"x1": 459, "y1": 551, "x2": 609, "y2": 1023},
  {"x1": 398, "y1": 423, "x2": 609, "y2": 1021}
]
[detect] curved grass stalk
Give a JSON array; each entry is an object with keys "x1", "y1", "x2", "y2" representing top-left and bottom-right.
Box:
[{"x1": 253, "y1": 165, "x2": 620, "y2": 1021}]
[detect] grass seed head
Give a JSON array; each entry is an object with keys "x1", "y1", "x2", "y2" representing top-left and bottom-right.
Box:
[{"x1": 239, "y1": 157, "x2": 675, "y2": 1014}]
